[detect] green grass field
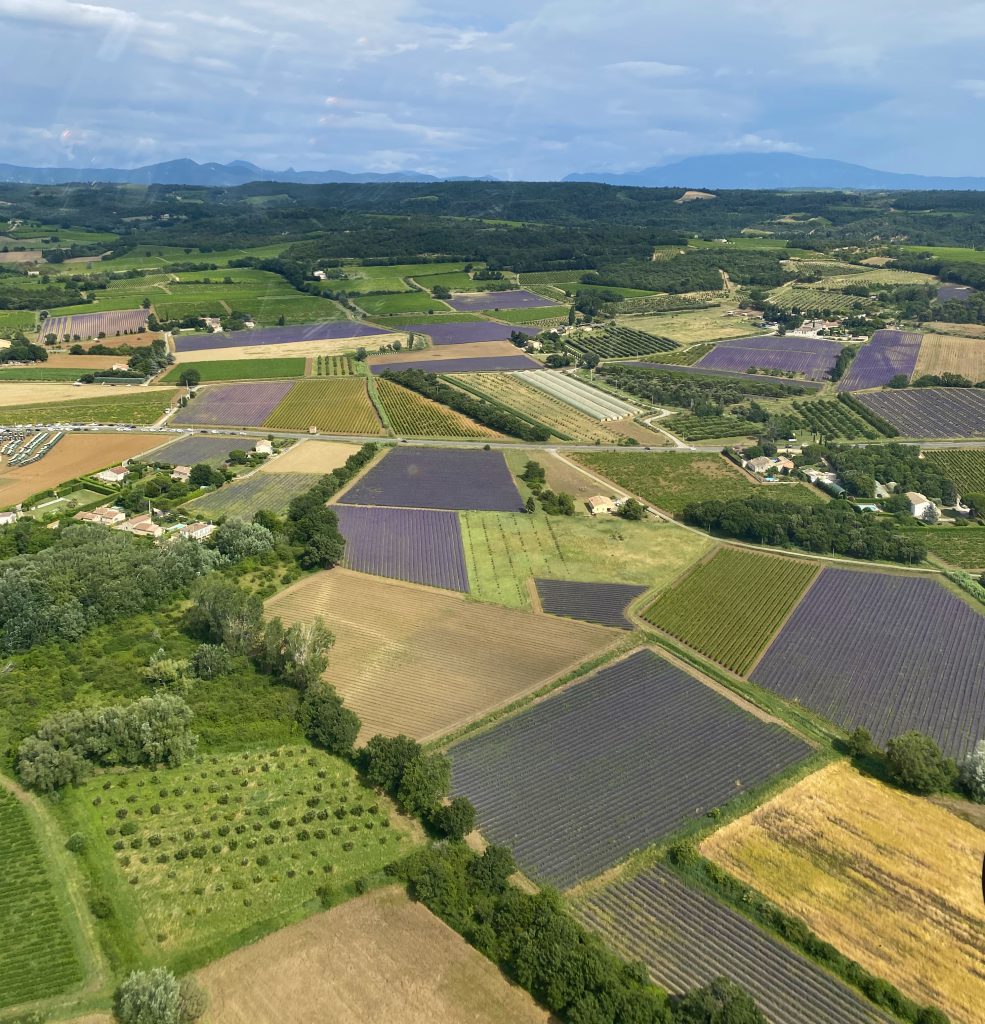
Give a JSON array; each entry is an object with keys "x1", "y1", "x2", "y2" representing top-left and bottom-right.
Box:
[
  {"x1": 24, "y1": 487, "x2": 105, "y2": 517},
  {"x1": 0, "y1": 309, "x2": 38, "y2": 336},
  {"x1": 491, "y1": 306, "x2": 568, "y2": 323},
  {"x1": 617, "y1": 307, "x2": 755, "y2": 345},
  {"x1": 354, "y1": 292, "x2": 452, "y2": 316},
  {"x1": 0, "y1": 366, "x2": 83, "y2": 382},
  {"x1": 573, "y1": 451, "x2": 822, "y2": 516},
  {"x1": 923, "y1": 449, "x2": 985, "y2": 493},
  {"x1": 459, "y1": 511, "x2": 711, "y2": 609},
  {"x1": 185, "y1": 472, "x2": 321, "y2": 519},
  {"x1": 901, "y1": 245, "x2": 985, "y2": 265},
  {"x1": 161, "y1": 358, "x2": 305, "y2": 383},
  {"x1": 0, "y1": 388, "x2": 178, "y2": 426},
  {"x1": 903, "y1": 526, "x2": 985, "y2": 569},
  {"x1": 0, "y1": 786, "x2": 87, "y2": 1010},
  {"x1": 642, "y1": 547, "x2": 819, "y2": 674},
  {"x1": 60, "y1": 747, "x2": 419, "y2": 967}
]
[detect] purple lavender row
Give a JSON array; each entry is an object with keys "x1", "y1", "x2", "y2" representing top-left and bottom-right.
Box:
[
  {"x1": 836, "y1": 329, "x2": 922, "y2": 391},
  {"x1": 174, "y1": 321, "x2": 386, "y2": 352},
  {"x1": 170, "y1": 380, "x2": 294, "y2": 426},
  {"x1": 446, "y1": 289, "x2": 557, "y2": 311}
]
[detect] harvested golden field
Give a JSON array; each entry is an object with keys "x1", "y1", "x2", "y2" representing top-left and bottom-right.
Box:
[
  {"x1": 266, "y1": 568, "x2": 619, "y2": 741},
  {"x1": 41, "y1": 354, "x2": 121, "y2": 370},
  {"x1": 260, "y1": 440, "x2": 363, "y2": 474},
  {"x1": 173, "y1": 334, "x2": 403, "y2": 363},
  {"x1": 701, "y1": 762, "x2": 985, "y2": 1024},
  {"x1": 0, "y1": 432, "x2": 168, "y2": 507},
  {"x1": 196, "y1": 887, "x2": 550, "y2": 1024},
  {"x1": 914, "y1": 333, "x2": 985, "y2": 381},
  {"x1": 368, "y1": 340, "x2": 517, "y2": 366},
  {"x1": 923, "y1": 321, "x2": 985, "y2": 339},
  {"x1": 0, "y1": 383, "x2": 135, "y2": 406}
]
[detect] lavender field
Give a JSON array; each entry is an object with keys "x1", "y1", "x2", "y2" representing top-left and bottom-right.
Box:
[
  {"x1": 338, "y1": 446, "x2": 523, "y2": 511},
  {"x1": 577, "y1": 865, "x2": 894, "y2": 1024},
  {"x1": 400, "y1": 322, "x2": 539, "y2": 345},
  {"x1": 751, "y1": 568, "x2": 985, "y2": 755},
  {"x1": 170, "y1": 380, "x2": 293, "y2": 426},
  {"x1": 535, "y1": 579, "x2": 646, "y2": 629},
  {"x1": 148, "y1": 434, "x2": 249, "y2": 466},
  {"x1": 41, "y1": 308, "x2": 149, "y2": 341},
  {"x1": 174, "y1": 321, "x2": 386, "y2": 352},
  {"x1": 836, "y1": 330, "x2": 923, "y2": 391},
  {"x1": 937, "y1": 285, "x2": 974, "y2": 302},
  {"x1": 694, "y1": 335, "x2": 843, "y2": 380},
  {"x1": 370, "y1": 354, "x2": 540, "y2": 373},
  {"x1": 447, "y1": 290, "x2": 555, "y2": 311},
  {"x1": 335, "y1": 505, "x2": 468, "y2": 591},
  {"x1": 856, "y1": 387, "x2": 985, "y2": 437},
  {"x1": 450, "y1": 649, "x2": 810, "y2": 888}
]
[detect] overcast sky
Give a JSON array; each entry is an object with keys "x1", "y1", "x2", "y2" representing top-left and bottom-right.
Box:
[{"x1": 3, "y1": 0, "x2": 985, "y2": 178}]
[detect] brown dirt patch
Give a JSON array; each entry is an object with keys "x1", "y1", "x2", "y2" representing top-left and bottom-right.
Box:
[
  {"x1": 0, "y1": 432, "x2": 168, "y2": 507},
  {"x1": 609, "y1": 419, "x2": 673, "y2": 445},
  {"x1": 265, "y1": 568, "x2": 619, "y2": 742},
  {"x1": 368, "y1": 340, "x2": 517, "y2": 366},
  {"x1": 259, "y1": 440, "x2": 362, "y2": 475},
  {"x1": 0, "y1": 249, "x2": 42, "y2": 263},
  {"x1": 914, "y1": 333, "x2": 985, "y2": 381},
  {"x1": 195, "y1": 887, "x2": 550, "y2": 1024}
]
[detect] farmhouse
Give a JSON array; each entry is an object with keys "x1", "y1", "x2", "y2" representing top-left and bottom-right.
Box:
[
  {"x1": 744, "y1": 455, "x2": 792, "y2": 475},
  {"x1": 0, "y1": 510, "x2": 18, "y2": 525},
  {"x1": 905, "y1": 491, "x2": 939, "y2": 519},
  {"x1": 254, "y1": 439, "x2": 273, "y2": 455},
  {"x1": 117, "y1": 513, "x2": 164, "y2": 539},
  {"x1": 170, "y1": 464, "x2": 192, "y2": 483},
  {"x1": 75, "y1": 505, "x2": 126, "y2": 526},
  {"x1": 95, "y1": 465, "x2": 128, "y2": 484},
  {"x1": 586, "y1": 494, "x2": 617, "y2": 515},
  {"x1": 183, "y1": 521, "x2": 216, "y2": 541}
]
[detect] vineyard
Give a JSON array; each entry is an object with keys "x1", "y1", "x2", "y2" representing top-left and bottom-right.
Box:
[
  {"x1": 0, "y1": 388, "x2": 179, "y2": 427},
  {"x1": 454, "y1": 373, "x2": 627, "y2": 442},
  {"x1": 901, "y1": 526, "x2": 985, "y2": 569},
  {"x1": 792, "y1": 399, "x2": 890, "y2": 440},
  {"x1": 642, "y1": 548, "x2": 819, "y2": 674},
  {"x1": 576, "y1": 864, "x2": 890, "y2": 1024},
  {"x1": 922, "y1": 448, "x2": 985, "y2": 492},
  {"x1": 661, "y1": 413, "x2": 762, "y2": 441},
  {"x1": 266, "y1": 569, "x2": 616, "y2": 742},
  {"x1": 312, "y1": 355, "x2": 354, "y2": 376},
  {"x1": 449, "y1": 649, "x2": 809, "y2": 888},
  {"x1": 335, "y1": 505, "x2": 469, "y2": 591},
  {"x1": 375, "y1": 377, "x2": 496, "y2": 437},
  {"x1": 766, "y1": 285, "x2": 873, "y2": 316},
  {"x1": 751, "y1": 569, "x2": 985, "y2": 756},
  {"x1": 61, "y1": 747, "x2": 417, "y2": 961},
  {"x1": 565, "y1": 326, "x2": 678, "y2": 359},
  {"x1": 640, "y1": 342, "x2": 717, "y2": 366},
  {"x1": 263, "y1": 379, "x2": 385, "y2": 434},
  {"x1": 0, "y1": 787, "x2": 85, "y2": 1010},
  {"x1": 186, "y1": 471, "x2": 321, "y2": 518}
]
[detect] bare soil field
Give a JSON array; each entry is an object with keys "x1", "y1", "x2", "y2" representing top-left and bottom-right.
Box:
[
  {"x1": 0, "y1": 250, "x2": 42, "y2": 263},
  {"x1": 196, "y1": 887, "x2": 550, "y2": 1024},
  {"x1": 701, "y1": 762, "x2": 985, "y2": 1024},
  {"x1": 260, "y1": 440, "x2": 362, "y2": 474},
  {"x1": 265, "y1": 568, "x2": 619, "y2": 742},
  {"x1": 914, "y1": 333, "x2": 985, "y2": 380},
  {"x1": 0, "y1": 383, "x2": 141, "y2": 406},
  {"x1": 608, "y1": 418, "x2": 673, "y2": 445},
  {"x1": 173, "y1": 334, "x2": 403, "y2": 363},
  {"x1": 368, "y1": 340, "x2": 518, "y2": 366},
  {"x1": 0, "y1": 432, "x2": 168, "y2": 507}
]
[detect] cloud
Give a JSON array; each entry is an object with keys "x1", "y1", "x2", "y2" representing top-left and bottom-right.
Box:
[
  {"x1": 607, "y1": 60, "x2": 690, "y2": 79},
  {"x1": 957, "y1": 79, "x2": 985, "y2": 99}
]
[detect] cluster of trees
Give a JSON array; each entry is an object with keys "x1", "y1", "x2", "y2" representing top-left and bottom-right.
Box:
[
  {"x1": 401, "y1": 843, "x2": 765, "y2": 1024},
  {"x1": 682, "y1": 496, "x2": 927, "y2": 563},
  {"x1": 0, "y1": 336, "x2": 47, "y2": 363},
  {"x1": 127, "y1": 337, "x2": 171, "y2": 377},
  {"x1": 828, "y1": 345, "x2": 858, "y2": 382},
  {"x1": 800, "y1": 443, "x2": 958, "y2": 504},
  {"x1": 382, "y1": 370, "x2": 551, "y2": 441},
  {"x1": 519, "y1": 461, "x2": 575, "y2": 515},
  {"x1": 597, "y1": 364, "x2": 809, "y2": 409},
  {"x1": 114, "y1": 968, "x2": 206, "y2": 1024},
  {"x1": 17, "y1": 693, "x2": 197, "y2": 792},
  {"x1": 0, "y1": 525, "x2": 218, "y2": 652}
]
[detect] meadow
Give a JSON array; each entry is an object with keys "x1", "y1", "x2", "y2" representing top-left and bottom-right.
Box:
[
  {"x1": 459, "y1": 511, "x2": 711, "y2": 610},
  {"x1": 617, "y1": 307, "x2": 754, "y2": 344},
  {"x1": 489, "y1": 306, "x2": 567, "y2": 324},
  {"x1": 701, "y1": 762, "x2": 985, "y2": 1024},
  {"x1": 354, "y1": 292, "x2": 451, "y2": 316},
  {"x1": 161, "y1": 358, "x2": 306, "y2": 383},
  {"x1": 265, "y1": 568, "x2": 618, "y2": 743},
  {"x1": 642, "y1": 548, "x2": 819, "y2": 674},
  {"x1": 0, "y1": 366, "x2": 85, "y2": 382},
  {"x1": 0, "y1": 389, "x2": 178, "y2": 427},
  {"x1": 61, "y1": 747, "x2": 418, "y2": 966},
  {"x1": 573, "y1": 451, "x2": 821, "y2": 515},
  {"x1": 185, "y1": 472, "x2": 322, "y2": 518}
]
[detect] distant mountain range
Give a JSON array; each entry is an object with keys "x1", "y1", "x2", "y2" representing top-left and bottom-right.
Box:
[
  {"x1": 563, "y1": 153, "x2": 985, "y2": 190},
  {"x1": 2, "y1": 153, "x2": 985, "y2": 190},
  {"x1": 0, "y1": 158, "x2": 493, "y2": 187}
]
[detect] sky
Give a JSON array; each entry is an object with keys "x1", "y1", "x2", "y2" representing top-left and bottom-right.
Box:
[{"x1": 3, "y1": 0, "x2": 985, "y2": 179}]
